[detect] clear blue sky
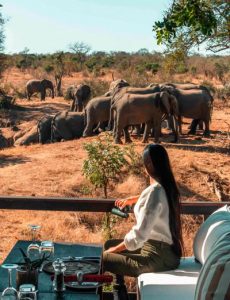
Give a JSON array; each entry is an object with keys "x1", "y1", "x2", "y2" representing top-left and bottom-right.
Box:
[{"x1": 1, "y1": 0, "x2": 172, "y2": 54}]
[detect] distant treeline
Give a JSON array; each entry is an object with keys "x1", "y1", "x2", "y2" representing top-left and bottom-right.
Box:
[{"x1": 3, "y1": 50, "x2": 230, "y2": 84}]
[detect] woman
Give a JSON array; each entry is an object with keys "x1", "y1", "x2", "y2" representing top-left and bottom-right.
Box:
[{"x1": 103, "y1": 144, "x2": 183, "y2": 298}]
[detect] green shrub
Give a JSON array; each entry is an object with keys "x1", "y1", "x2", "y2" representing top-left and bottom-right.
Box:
[
  {"x1": 44, "y1": 64, "x2": 54, "y2": 73},
  {"x1": 82, "y1": 133, "x2": 127, "y2": 198},
  {"x1": 82, "y1": 133, "x2": 128, "y2": 239},
  {"x1": 215, "y1": 85, "x2": 230, "y2": 101}
]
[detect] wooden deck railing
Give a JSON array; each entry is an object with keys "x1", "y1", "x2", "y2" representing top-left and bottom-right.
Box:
[{"x1": 0, "y1": 196, "x2": 228, "y2": 217}]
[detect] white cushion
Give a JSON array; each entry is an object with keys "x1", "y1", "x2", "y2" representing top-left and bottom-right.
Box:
[
  {"x1": 138, "y1": 257, "x2": 201, "y2": 300},
  {"x1": 193, "y1": 205, "x2": 230, "y2": 264}
]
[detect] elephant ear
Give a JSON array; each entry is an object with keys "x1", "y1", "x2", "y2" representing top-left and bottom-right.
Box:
[
  {"x1": 160, "y1": 91, "x2": 171, "y2": 115},
  {"x1": 76, "y1": 85, "x2": 84, "y2": 98}
]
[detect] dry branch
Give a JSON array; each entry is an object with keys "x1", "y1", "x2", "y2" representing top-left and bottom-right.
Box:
[{"x1": 190, "y1": 165, "x2": 230, "y2": 202}]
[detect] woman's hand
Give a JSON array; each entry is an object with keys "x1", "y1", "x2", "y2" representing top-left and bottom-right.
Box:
[
  {"x1": 104, "y1": 246, "x2": 119, "y2": 254},
  {"x1": 104, "y1": 242, "x2": 127, "y2": 254},
  {"x1": 115, "y1": 196, "x2": 139, "y2": 210}
]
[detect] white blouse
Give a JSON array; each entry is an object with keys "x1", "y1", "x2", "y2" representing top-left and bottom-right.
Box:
[{"x1": 124, "y1": 182, "x2": 173, "y2": 251}]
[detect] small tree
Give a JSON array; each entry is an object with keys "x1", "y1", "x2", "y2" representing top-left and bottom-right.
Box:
[
  {"x1": 69, "y1": 41, "x2": 91, "y2": 70},
  {"x1": 83, "y1": 133, "x2": 126, "y2": 198},
  {"x1": 82, "y1": 133, "x2": 127, "y2": 238},
  {"x1": 47, "y1": 51, "x2": 65, "y2": 96}
]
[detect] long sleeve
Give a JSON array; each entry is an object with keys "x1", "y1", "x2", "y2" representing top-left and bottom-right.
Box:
[{"x1": 124, "y1": 184, "x2": 165, "y2": 251}]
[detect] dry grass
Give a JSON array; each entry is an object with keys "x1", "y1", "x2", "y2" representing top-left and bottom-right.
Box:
[{"x1": 0, "y1": 70, "x2": 230, "y2": 283}]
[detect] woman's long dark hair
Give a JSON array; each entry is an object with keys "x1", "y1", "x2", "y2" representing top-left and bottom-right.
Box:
[{"x1": 143, "y1": 144, "x2": 183, "y2": 257}]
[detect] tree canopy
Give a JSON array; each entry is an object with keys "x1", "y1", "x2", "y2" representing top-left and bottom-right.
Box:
[{"x1": 153, "y1": 0, "x2": 230, "y2": 53}]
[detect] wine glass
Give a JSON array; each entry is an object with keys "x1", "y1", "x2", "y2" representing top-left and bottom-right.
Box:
[
  {"x1": 39, "y1": 241, "x2": 54, "y2": 272},
  {"x1": 1, "y1": 263, "x2": 18, "y2": 299},
  {"x1": 39, "y1": 241, "x2": 54, "y2": 260},
  {"x1": 27, "y1": 225, "x2": 41, "y2": 260}
]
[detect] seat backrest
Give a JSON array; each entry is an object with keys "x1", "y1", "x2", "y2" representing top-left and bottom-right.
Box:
[{"x1": 193, "y1": 205, "x2": 230, "y2": 264}]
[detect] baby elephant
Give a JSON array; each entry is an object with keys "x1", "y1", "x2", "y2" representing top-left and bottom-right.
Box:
[{"x1": 51, "y1": 111, "x2": 85, "y2": 142}]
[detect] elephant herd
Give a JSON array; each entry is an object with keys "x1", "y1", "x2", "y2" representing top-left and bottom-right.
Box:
[{"x1": 33, "y1": 79, "x2": 213, "y2": 145}]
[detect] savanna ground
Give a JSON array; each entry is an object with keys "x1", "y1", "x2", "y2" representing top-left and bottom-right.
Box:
[{"x1": 0, "y1": 68, "x2": 230, "y2": 290}]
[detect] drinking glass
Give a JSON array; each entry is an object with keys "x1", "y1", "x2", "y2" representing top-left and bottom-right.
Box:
[
  {"x1": 39, "y1": 241, "x2": 54, "y2": 260},
  {"x1": 27, "y1": 225, "x2": 41, "y2": 260},
  {"x1": 1, "y1": 263, "x2": 18, "y2": 299}
]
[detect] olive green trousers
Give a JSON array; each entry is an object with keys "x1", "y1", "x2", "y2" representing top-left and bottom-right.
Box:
[{"x1": 103, "y1": 239, "x2": 180, "y2": 277}]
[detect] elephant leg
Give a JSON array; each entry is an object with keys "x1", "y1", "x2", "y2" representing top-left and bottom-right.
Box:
[
  {"x1": 107, "y1": 113, "x2": 113, "y2": 131},
  {"x1": 203, "y1": 119, "x2": 210, "y2": 137},
  {"x1": 77, "y1": 101, "x2": 83, "y2": 112},
  {"x1": 83, "y1": 119, "x2": 95, "y2": 137},
  {"x1": 153, "y1": 121, "x2": 161, "y2": 144},
  {"x1": 93, "y1": 122, "x2": 101, "y2": 133},
  {"x1": 112, "y1": 111, "x2": 117, "y2": 138},
  {"x1": 40, "y1": 89, "x2": 46, "y2": 101},
  {"x1": 114, "y1": 117, "x2": 123, "y2": 144},
  {"x1": 171, "y1": 115, "x2": 179, "y2": 143},
  {"x1": 178, "y1": 116, "x2": 182, "y2": 135},
  {"x1": 142, "y1": 122, "x2": 151, "y2": 143},
  {"x1": 132, "y1": 125, "x2": 141, "y2": 137},
  {"x1": 188, "y1": 119, "x2": 199, "y2": 135},
  {"x1": 166, "y1": 119, "x2": 171, "y2": 130},
  {"x1": 70, "y1": 100, "x2": 75, "y2": 112},
  {"x1": 124, "y1": 126, "x2": 132, "y2": 143},
  {"x1": 140, "y1": 123, "x2": 145, "y2": 134},
  {"x1": 27, "y1": 91, "x2": 31, "y2": 101},
  {"x1": 167, "y1": 117, "x2": 174, "y2": 134},
  {"x1": 74, "y1": 101, "x2": 78, "y2": 112}
]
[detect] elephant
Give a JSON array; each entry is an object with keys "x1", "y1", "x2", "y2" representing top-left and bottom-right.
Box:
[
  {"x1": 69, "y1": 84, "x2": 91, "y2": 112},
  {"x1": 161, "y1": 86, "x2": 213, "y2": 136},
  {"x1": 26, "y1": 79, "x2": 54, "y2": 101},
  {"x1": 51, "y1": 111, "x2": 85, "y2": 142},
  {"x1": 113, "y1": 91, "x2": 178, "y2": 144},
  {"x1": 83, "y1": 96, "x2": 111, "y2": 137},
  {"x1": 104, "y1": 79, "x2": 129, "y2": 97},
  {"x1": 109, "y1": 84, "x2": 161, "y2": 133},
  {"x1": 37, "y1": 115, "x2": 53, "y2": 144}
]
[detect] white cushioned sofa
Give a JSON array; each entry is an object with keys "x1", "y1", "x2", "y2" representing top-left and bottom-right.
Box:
[{"x1": 138, "y1": 205, "x2": 230, "y2": 300}]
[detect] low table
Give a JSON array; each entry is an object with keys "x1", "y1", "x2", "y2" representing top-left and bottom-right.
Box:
[{"x1": 0, "y1": 240, "x2": 103, "y2": 299}]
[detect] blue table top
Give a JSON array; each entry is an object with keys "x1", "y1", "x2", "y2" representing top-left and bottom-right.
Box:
[{"x1": 0, "y1": 240, "x2": 103, "y2": 299}]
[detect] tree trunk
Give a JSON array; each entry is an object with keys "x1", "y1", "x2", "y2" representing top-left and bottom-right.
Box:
[{"x1": 55, "y1": 75, "x2": 63, "y2": 97}]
